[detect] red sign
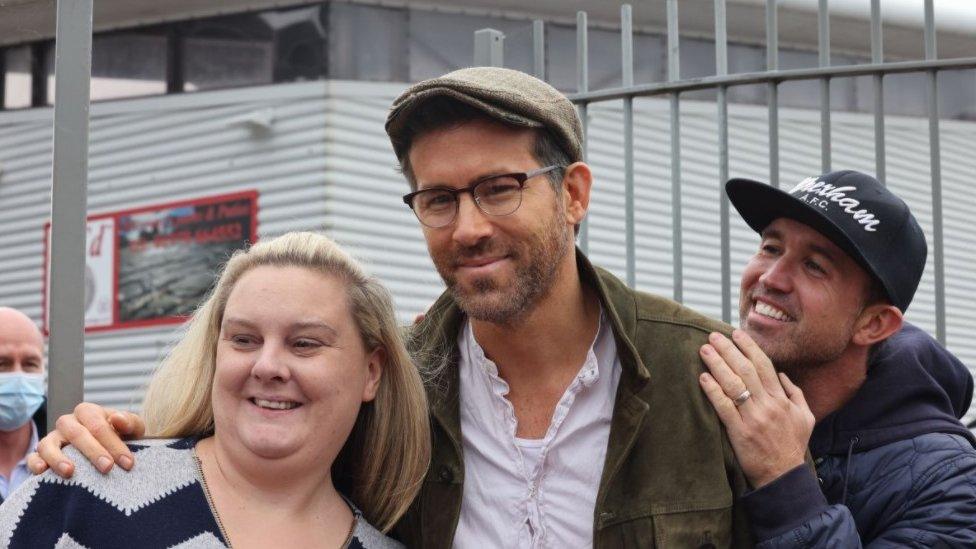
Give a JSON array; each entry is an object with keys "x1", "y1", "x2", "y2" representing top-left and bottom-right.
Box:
[{"x1": 43, "y1": 191, "x2": 258, "y2": 333}]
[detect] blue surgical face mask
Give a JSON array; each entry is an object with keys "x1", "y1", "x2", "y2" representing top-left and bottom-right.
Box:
[{"x1": 0, "y1": 372, "x2": 45, "y2": 431}]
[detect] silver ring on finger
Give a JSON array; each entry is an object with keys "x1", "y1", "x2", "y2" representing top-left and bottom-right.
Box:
[{"x1": 732, "y1": 389, "x2": 752, "y2": 407}]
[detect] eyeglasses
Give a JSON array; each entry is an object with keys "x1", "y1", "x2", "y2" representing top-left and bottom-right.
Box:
[{"x1": 402, "y1": 165, "x2": 564, "y2": 228}]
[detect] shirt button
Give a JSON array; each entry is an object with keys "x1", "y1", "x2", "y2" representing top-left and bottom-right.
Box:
[{"x1": 439, "y1": 467, "x2": 453, "y2": 482}]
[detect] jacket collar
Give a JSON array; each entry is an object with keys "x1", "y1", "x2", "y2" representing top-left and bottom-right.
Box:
[{"x1": 410, "y1": 248, "x2": 650, "y2": 441}]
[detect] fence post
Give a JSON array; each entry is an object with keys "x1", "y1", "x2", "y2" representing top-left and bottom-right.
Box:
[
  {"x1": 47, "y1": 0, "x2": 94, "y2": 431},
  {"x1": 474, "y1": 29, "x2": 505, "y2": 67},
  {"x1": 576, "y1": 12, "x2": 590, "y2": 253}
]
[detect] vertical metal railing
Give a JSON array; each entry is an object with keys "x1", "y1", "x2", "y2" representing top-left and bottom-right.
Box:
[
  {"x1": 621, "y1": 5, "x2": 636, "y2": 288},
  {"x1": 766, "y1": 0, "x2": 779, "y2": 189},
  {"x1": 473, "y1": 28, "x2": 504, "y2": 67},
  {"x1": 667, "y1": 0, "x2": 682, "y2": 302},
  {"x1": 47, "y1": 0, "x2": 94, "y2": 430},
  {"x1": 818, "y1": 0, "x2": 831, "y2": 173},
  {"x1": 532, "y1": 20, "x2": 545, "y2": 80},
  {"x1": 871, "y1": 0, "x2": 886, "y2": 184},
  {"x1": 576, "y1": 11, "x2": 590, "y2": 253},
  {"x1": 715, "y1": 0, "x2": 732, "y2": 323},
  {"x1": 925, "y1": 0, "x2": 946, "y2": 345}
]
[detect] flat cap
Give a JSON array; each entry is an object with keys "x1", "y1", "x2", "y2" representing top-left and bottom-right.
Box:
[{"x1": 385, "y1": 66, "x2": 583, "y2": 164}]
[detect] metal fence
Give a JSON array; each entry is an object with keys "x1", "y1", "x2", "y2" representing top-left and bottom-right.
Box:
[
  {"x1": 35, "y1": 0, "x2": 976, "y2": 426},
  {"x1": 475, "y1": 0, "x2": 976, "y2": 339}
]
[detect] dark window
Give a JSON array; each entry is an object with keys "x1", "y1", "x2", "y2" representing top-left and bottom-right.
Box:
[
  {"x1": 181, "y1": 12, "x2": 275, "y2": 92},
  {"x1": 329, "y1": 3, "x2": 407, "y2": 82},
  {"x1": 90, "y1": 32, "x2": 167, "y2": 101},
  {"x1": 2, "y1": 46, "x2": 31, "y2": 109}
]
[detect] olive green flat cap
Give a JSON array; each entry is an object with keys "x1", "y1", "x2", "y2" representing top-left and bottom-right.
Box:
[{"x1": 385, "y1": 66, "x2": 583, "y2": 164}]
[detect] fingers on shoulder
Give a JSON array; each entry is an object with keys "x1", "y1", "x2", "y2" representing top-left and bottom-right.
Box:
[{"x1": 699, "y1": 372, "x2": 744, "y2": 427}]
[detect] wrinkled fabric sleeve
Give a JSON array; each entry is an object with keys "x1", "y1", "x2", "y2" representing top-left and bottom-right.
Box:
[
  {"x1": 747, "y1": 445, "x2": 976, "y2": 548},
  {"x1": 720, "y1": 420, "x2": 758, "y2": 548}
]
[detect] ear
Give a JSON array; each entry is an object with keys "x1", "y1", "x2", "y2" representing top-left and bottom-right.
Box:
[
  {"x1": 361, "y1": 346, "x2": 385, "y2": 402},
  {"x1": 852, "y1": 304, "x2": 903, "y2": 347},
  {"x1": 560, "y1": 161, "x2": 592, "y2": 226}
]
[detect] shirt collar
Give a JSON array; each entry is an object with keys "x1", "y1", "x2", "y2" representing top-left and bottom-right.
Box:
[
  {"x1": 16, "y1": 420, "x2": 39, "y2": 468},
  {"x1": 462, "y1": 306, "x2": 609, "y2": 388}
]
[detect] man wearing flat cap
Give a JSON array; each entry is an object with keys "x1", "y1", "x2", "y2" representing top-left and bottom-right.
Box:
[
  {"x1": 30, "y1": 66, "x2": 756, "y2": 548},
  {"x1": 384, "y1": 67, "x2": 754, "y2": 547},
  {"x1": 698, "y1": 170, "x2": 976, "y2": 546}
]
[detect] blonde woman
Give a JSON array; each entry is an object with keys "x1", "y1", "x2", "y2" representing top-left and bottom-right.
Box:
[{"x1": 1, "y1": 232, "x2": 429, "y2": 548}]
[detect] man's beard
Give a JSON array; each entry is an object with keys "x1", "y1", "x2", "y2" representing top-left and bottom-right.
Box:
[
  {"x1": 754, "y1": 317, "x2": 856, "y2": 386},
  {"x1": 433, "y1": 213, "x2": 571, "y2": 326}
]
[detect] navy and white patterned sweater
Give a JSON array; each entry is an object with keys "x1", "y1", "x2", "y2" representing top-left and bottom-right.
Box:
[{"x1": 0, "y1": 437, "x2": 401, "y2": 549}]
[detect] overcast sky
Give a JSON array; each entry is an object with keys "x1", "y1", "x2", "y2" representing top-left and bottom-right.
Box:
[{"x1": 745, "y1": 0, "x2": 976, "y2": 33}]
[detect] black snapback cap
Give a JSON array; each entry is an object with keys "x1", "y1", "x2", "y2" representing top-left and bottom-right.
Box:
[{"x1": 726, "y1": 170, "x2": 927, "y2": 312}]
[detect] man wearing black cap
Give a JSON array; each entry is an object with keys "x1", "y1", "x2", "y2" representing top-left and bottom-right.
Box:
[{"x1": 699, "y1": 170, "x2": 976, "y2": 546}]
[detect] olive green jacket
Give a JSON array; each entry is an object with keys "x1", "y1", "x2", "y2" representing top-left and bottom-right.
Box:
[{"x1": 394, "y1": 251, "x2": 754, "y2": 548}]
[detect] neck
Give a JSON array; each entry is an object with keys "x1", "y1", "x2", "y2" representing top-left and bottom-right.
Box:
[
  {"x1": 197, "y1": 435, "x2": 341, "y2": 515},
  {"x1": 0, "y1": 422, "x2": 33, "y2": 478},
  {"x1": 471, "y1": 250, "x2": 601, "y2": 388},
  {"x1": 796, "y1": 346, "x2": 870, "y2": 423}
]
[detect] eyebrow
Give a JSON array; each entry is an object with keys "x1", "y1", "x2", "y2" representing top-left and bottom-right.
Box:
[
  {"x1": 807, "y1": 244, "x2": 838, "y2": 263},
  {"x1": 762, "y1": 228, "x2": 838, "y2": 262},
  {"x1": 221, "y1": 317, "x2": 339, "y2": 337},
  {"x1": 417, "y1": 171, "x2": 511, "y2": 191}
]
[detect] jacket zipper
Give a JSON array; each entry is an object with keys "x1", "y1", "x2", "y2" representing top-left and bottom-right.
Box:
[
  {"x1": 192, "y1": 446, "x2": 359, "y2": 548},
  {"x1": 193, "y1": 447, "x2": 233, "y2": 548}
]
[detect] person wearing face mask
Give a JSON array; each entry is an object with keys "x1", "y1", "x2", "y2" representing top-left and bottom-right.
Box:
[{"x1": 0, "y1": 307, "x2": 46, "y2": 504}]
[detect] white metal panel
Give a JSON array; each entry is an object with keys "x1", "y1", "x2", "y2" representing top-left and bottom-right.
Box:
[
  {"x1": 321, "y1": 82, "x2": 446, "y2": 319},
  {"x1": 0, "y1": 81, "x2": 332, "y2": 412}
]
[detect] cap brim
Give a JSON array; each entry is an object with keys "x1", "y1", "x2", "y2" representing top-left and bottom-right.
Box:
[{"x1": 726, "y1": 178, "x2": 881, "y2": 287}]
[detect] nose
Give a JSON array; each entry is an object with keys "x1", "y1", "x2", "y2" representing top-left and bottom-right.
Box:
[
  {"x1": 758, "y1": 256, "x2": 794, "y2": 294},
  {"x1": 451, "y1": 193, "x2": 493, "y2": 247},
  {"x1": 251, "y1": 341, "x2": 291, "y2": 382}
]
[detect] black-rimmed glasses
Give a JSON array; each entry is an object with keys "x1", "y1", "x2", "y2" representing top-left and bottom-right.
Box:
[{"x1": 402, "y1": 165, "x2": 564, "y2": 228}]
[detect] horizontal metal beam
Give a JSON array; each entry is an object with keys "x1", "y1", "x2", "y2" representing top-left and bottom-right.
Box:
[{"x1": 568, "y1": 57, "x2": 976, "y2": 102}]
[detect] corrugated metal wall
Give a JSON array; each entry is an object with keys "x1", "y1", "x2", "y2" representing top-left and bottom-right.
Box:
[
  {"x1": 1, "y1": 80, "x2": 974, "y2": 422},
  {"x1": 0, "y1": 82, "x2": 333, "y2": 410}
]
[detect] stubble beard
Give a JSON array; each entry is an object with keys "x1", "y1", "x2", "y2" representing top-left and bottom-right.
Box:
[
  {"x1": 435, "y1": 213, "x2": 572, "y2": 326},
  {"x1": 742, "y1": 301, "x2": 857, "y2": 386}
]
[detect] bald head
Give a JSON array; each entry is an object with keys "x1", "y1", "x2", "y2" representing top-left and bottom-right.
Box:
[{"x1": 0, "y1": 307, "x2": 44, "y2": 373}]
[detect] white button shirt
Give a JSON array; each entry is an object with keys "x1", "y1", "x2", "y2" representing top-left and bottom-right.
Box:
[
  {"x1": 454, "y1": 310, "x2": 621, "y2": 548},
  {"x1": 0, "y1": 420, "x2": 38, "y2": 501}
]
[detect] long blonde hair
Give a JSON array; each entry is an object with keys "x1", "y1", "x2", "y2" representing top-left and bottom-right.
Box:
[{"x1": 142, "y1": 231, "x2": 430, "y2": 531}]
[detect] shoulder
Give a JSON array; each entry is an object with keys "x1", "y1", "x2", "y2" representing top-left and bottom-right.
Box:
[
  {"x1": 349, "y1": 517, "x2": 404, "y2": 549},
  {"x1": 850, "y1": 433, "x2": 976, "y2": 494},
  {"x1": 67, "y1": 436, "x2": 197, "y2": 471},
  {"x1": 908, "y1": 433, "x2": 976, "y2": 477},
  {"x1": 633, "y1": 290, "x2": 731, "y2": 335},
  {"x1": 861, "y1": 434, "x2": 976, "y2": 541},
  {"x1": 910, "y1": 432, "x2": 976, "y2": 453},
  {"x1": 854, "y1": 432, "x2": 974, "y2": 467},
  {"x1": 593, "y1": 265, "x2": 731, "y2": 336},
  {"x1": 0, "y1": 437, "x2": 209, "y2": 547}
]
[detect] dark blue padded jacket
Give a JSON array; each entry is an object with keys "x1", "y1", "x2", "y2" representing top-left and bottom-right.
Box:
[{"x1": 741, "y1": 322, "x2": 976, "y2": 547}]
